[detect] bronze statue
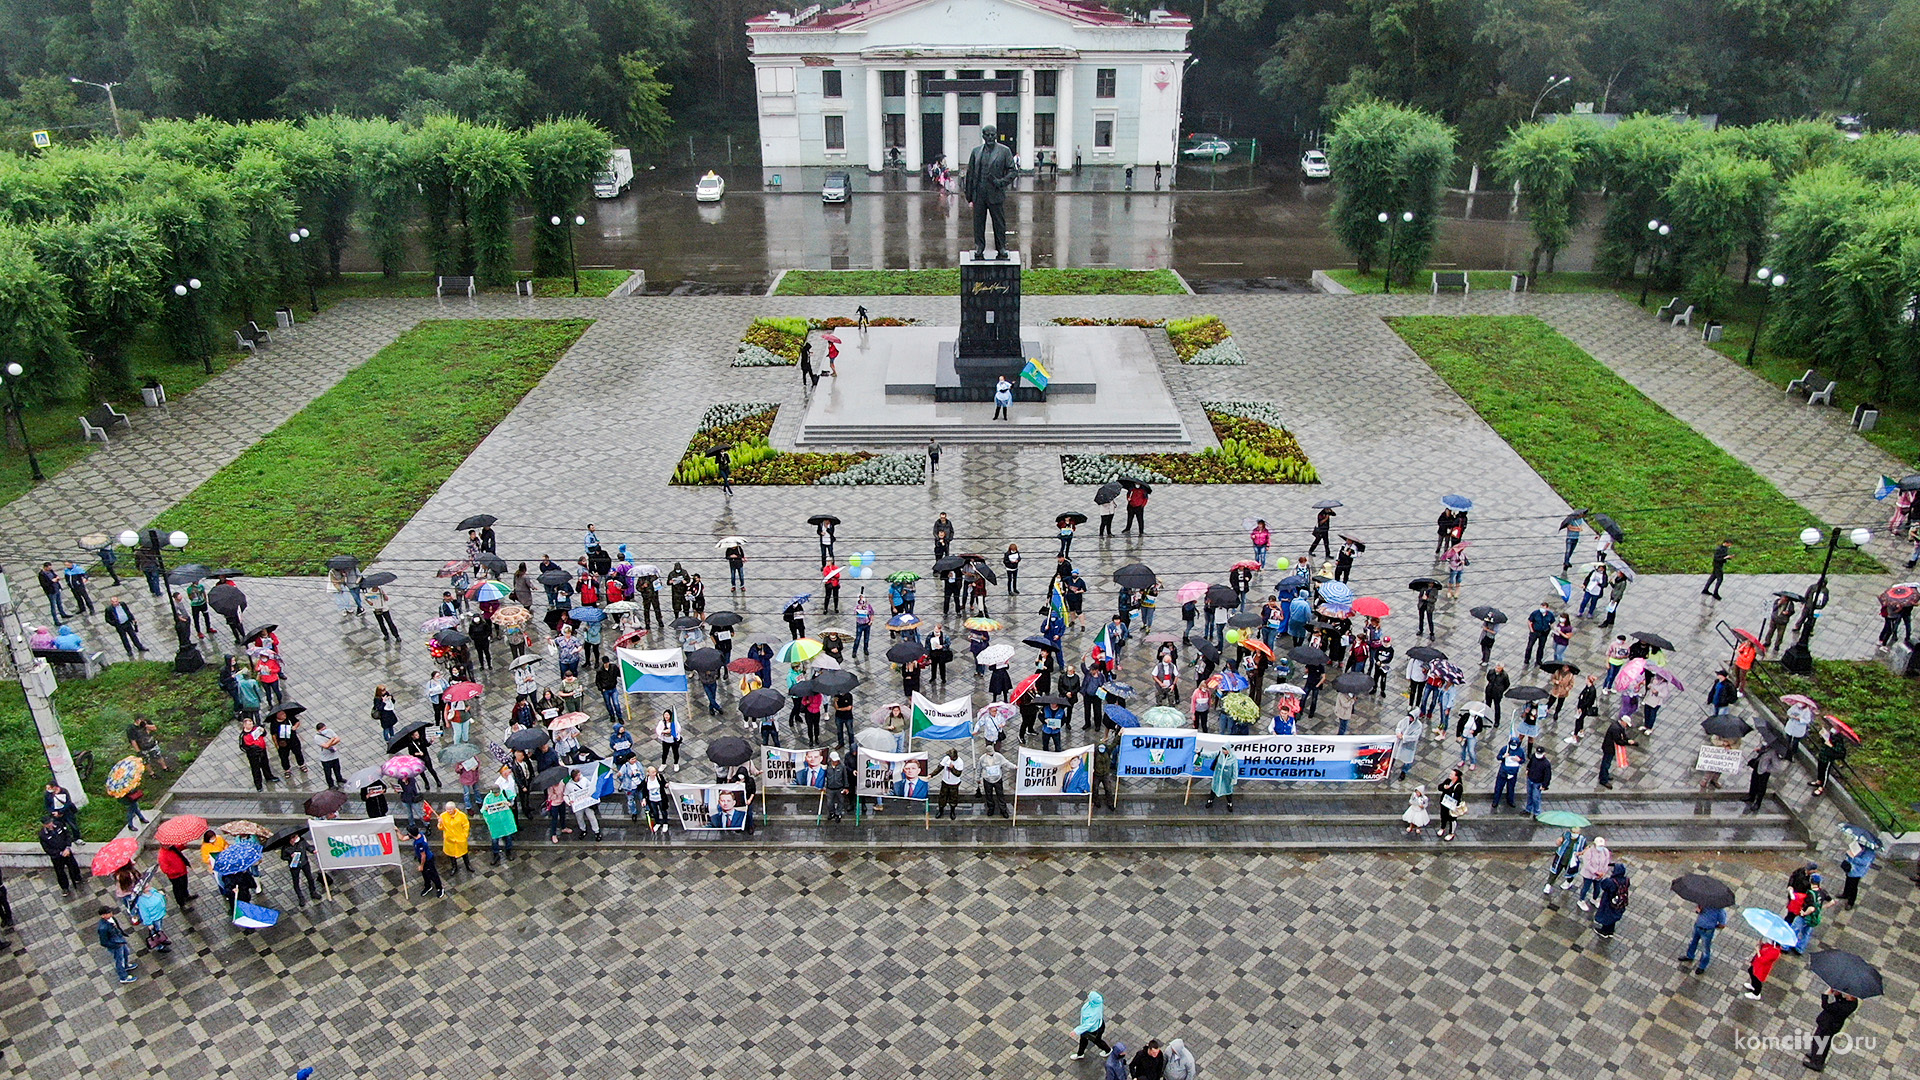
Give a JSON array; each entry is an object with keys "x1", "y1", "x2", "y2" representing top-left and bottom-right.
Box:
[{"x1": 963, "y1": 125, "x2": 1016, "y2": 259}]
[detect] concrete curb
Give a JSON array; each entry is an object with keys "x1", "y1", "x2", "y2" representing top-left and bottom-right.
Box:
[
  {"x1": 1310, "y1": 270, "x2": 1354, "y2": 294},
  {"x1": 608, "y1": 270, "x2": 647, "y2": 297}
]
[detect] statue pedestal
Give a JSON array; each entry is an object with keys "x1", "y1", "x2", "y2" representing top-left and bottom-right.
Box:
[{"x1": 951, "y1": 251, "x2": 1028, "y2": 397}]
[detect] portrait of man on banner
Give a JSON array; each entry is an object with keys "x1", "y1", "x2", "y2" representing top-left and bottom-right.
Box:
[
  {"x1": 856, "y1": 747, "x2": 928, "y2": 800},
  {"x1": 669, "y1": 782, "x2": 748, "y2": 830}
]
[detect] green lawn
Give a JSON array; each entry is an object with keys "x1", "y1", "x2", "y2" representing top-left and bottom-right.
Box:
[
  {"x1": 775, "y1": 268, "x2": 1188, "y2": 295},
  {"x1": 0, "y1": 663, "x2": 230, "y2": 842},
  {"x1": 1322, "y1": 269, "x2": 1619, "y2": 295},
  {"x1": 151, "y1": 318, "x2": 591, "y2": 576},
  {"x1": 307, "y1": 269, "x2": 632, "y2": 311},
  {"x1": 1748, "y1": 660, "x2": 1917, "y2": 832},
  {"x1": 1390, "y1": 315, "x2": 1880, "y2": 575}
]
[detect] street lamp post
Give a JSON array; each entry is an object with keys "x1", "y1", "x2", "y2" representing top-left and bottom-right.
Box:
[
  {"x1": 172, "y1": 278, "x2": 211, "y2": 374},
  {"x1": 0, "y1": 362, "x2": 46, "y2": 483},
  {"x1": 68, "y1": 77, "x2": 124, "y2": 139},
  {"x1": 1780, "y1": 525, "x2": 1872, "y2": 676},
  {"x1": 117, "y1": 527, "x2": 204, "y2": 673},
  {"x1": 549, "y1": 214, "x2": 586, "y2": 295},
  {"x1": 288, "y1": 228, "x2": 319, "y2": 313},
  {"x1": 1530, "y1": 75, "x2": 1573, "y2": 119},
  {"x1": 1638, "y1": 219, "x2": 1671, "y2": 307},
  {"x1": 1744, "y1": 267, "x2": 1787, "y2": 365},
  {"x1": 1376, "y1": 210, "x2": 1414, "y2": 294}
]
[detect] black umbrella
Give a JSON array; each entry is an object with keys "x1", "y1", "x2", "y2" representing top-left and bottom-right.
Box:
[
  {"x1": 1897, "y1": 475, "x2": 1920, "y2": 492},
  {"x1": 1406, "y1": 646, "x2": 1447, "y2": 662},
  {"x1": 1505, "y1": 685, "x2": 1549, "y2": 701},
  {"x1": 244, "y1": 624, "x2": 280, "y2": 642},
  {"x1": 707, "y1": 611, "x2": 742, "y2": 629},
  {"x1": 1094, "y1": 482, "x2": 1124, "y2": 505},
  {"x1": 1632, "y1": 631, "x2": 1675, "y2": 651},
  {"x1": 304, "y1": 790, "x2": 349, "y2": 816},
  {"x1": 360, "y1": 571, "x2": 398, "y2": 588},
  {"x1": 807, "y1": 514, "x2": 841, "y2": 527},
  {"x1": 385, "y1": 722, "x2": 430, "y2": 753},
  {"x1": 1288, "y1": 644, "x2": 1329, "y2": 665},
  {"x1": 740, "y1": 688, "x2": 787, "y2": 718},
  {"x1": 1312, "y1": 499, "x2": 1342, "y2": 510},
  {"x1": 671, "y1": 615, "x2": 704, "y2": 630},
  {"x1": 209, "y1": 568, "x2": 242, "y2": 579},
  {"x1": 456, "y1": 514, "x2": 498, "y2": 531},
  {"x1": 505, "y1": 728, "x2": 550, "y2": 752},
  {"x1": 788, "y1": 678, "x2": 816, "y2": 698},
  {"x1": 685, "y1": 648, "x2": 726, "y2": 673},
  {"x1": 885, "y1": 642, "x2": 927, "y2": 664},
  {"x1": 474, "y1": 552, "x2": 508, "y2": 574},
  {"x1": 1807, "y1": 950, "x2": 1883, "y2": 998},
  {"x1": 1591, "y1": 513, "x2": 1624, "y2": 541},
  {"x1": 1558, "y1": 509, "x2": 1592, "y2": 530},
  {"x1": 1331, "y1": 671, "x2": 1372, "y2": 695},
  {"x1": 704, "y1": 444, "x2": 732, "y2": 460},
  {"x1": 1469, "y1": 605, "x2": 1508, "y2": 624},
  {"x1": 1204, "y1": 584, "x2": 1238, "y2": 607},
  {"x1": 207, "y1": 582, "x2": 246, "y2": 615},
  {"x1": 1669, "y1": 873, "x2": 1737, "y2": 909},
  {"x1": 532, "y1": 765, "x2": 571, "y2": 791},
  {"x1": 1538, "y1": 660, "x2": 1580, "y2": 675},
  {"x1": 932, "y1": 556, "x2": 966, "y2": 573},
  {"x1": 813, "y1": 669, "x2": 860, "y2": 696},
  {"x1": 1227, "y1": 612, "x2": 1264, "y2": 629},
  {"x1": 1034, "y1": 694, "x2": 1069, "y2": 706},
  {"x1": 707, "y1": 736, "x2": 754, "y2": 767},
  {"x1": 1022, "y1": 635, "x2": 1059, "y2": 653},
  {"x1": 264, "y1": 700, "x2": 306, "y2": 719},
  {"x1": 432, "y1": 627, "x2": 470, "y2": 648},
  {"x1": 1771, "y1": 590, "x2": 1804, "y2": 602},
  {"x1": 1116, "y1": 477, "x2": 1140, "y2": 490},
  {"x1": 537, "y1": 569, "x2": 572, "y2": 587},
  {"x1": 1338, "y1": 534, "x2": 1367, "y2": 552},
  {"x1": 262, "y1": 825, "x2": 305, "y2": 853},
  {"x1": 1702, "y1": 714, "x2": 1754, "y2": 739},
  {"x1": 963, "y1": 562, "x2": 999, "y2": 584},
  {"x1": 1408, "y1": 577, "x2": 1441, "y2": 591},
  {"x1": 1193, "y1": 639, "x2": 1221, "y2": 661},
  {"x1": 325, "y1": 554, "x2": 359, "y2": 572},
  {"x1": 165, "y1": 564, "x2": 209, "y2": 586},
  {"x1": 1056, "y1": 511, "x2": 1088, "y2": 526},
  {"x1": 1113, "y1": 564, "x2": 1158, "y2": 590}
]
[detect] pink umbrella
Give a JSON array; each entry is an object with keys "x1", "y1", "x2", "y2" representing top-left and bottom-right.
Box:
[
  {"x1": 444, "y1": 681, "x2": 484, "y2": 703},
  {"x1": 549, "y1": 711, "x2": 590, "y2": 731},
  {"x1": 821, "y1": 332, "x2": 843, "y2": 344},
  {"x1": 1614, "y1": 657, "x2": 1647, "y2": 693},
  {"x1": 1647, "y1": 665, "x2": 1685, "y2": 691},
  {"x1": 383, "y1": 754, "x2": 425, "y2": 780},
  {"x1": 1781, "y1": 694, "x2": 1818, "y2": 710},
  {"x1": 1177, "y1": 580, "x2": 1211, "y2": 603}
]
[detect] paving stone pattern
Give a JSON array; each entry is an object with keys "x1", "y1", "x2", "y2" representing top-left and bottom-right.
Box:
[{"x1": 1, "y1": 849, "x2": 1912, "y2": 1079}]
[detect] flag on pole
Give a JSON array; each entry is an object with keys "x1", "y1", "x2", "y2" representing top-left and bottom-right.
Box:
[
  {"x1": 1549, "y1": 576, "x2": 1573, "y2": 603},
  {"x1": 1020, "y1": 358, "x2": 1049, "y2": 391},
  {"x1": 1049, "y1": 579, "x2": 1067, "y2": 623},
  {"x1": 1876, "y1": 475, "x2": 1899, "y2": 501},
  {"x1": 233, "y1": 900, "x2": 280, "y2": 929},
  {"x1": 910, "y1": 692, "x2": 974, "y2": 741},
  {"x1": 1091, "y1": 619, "x2": 1113, "y2": 661},
  {"x1": 618, "y1": 647, "x2": 687, "y2": 693}
]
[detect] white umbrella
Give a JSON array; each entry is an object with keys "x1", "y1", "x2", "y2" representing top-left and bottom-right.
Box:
[
  {"x1": 633, "y1": 564, "x2": 660, "y2": 577},
  {"x1": 854, "y1": 727, "x2": 897, "y2": 752},
  {"x1": 714, "y1": 536, "x2": 745, "y2": 550},
  {"x1": 604, "y1": 600, "x2": 638, "y2": 613},
  {"x1": 978, "y1": 643, "x2": 1015, "y2": 666},
  {"x1": 1266, "y1": 683, "x2": 1305, "y2": 696},
  {"x1": 1461, "y1": 700, "x2": 1492, "y2": 717},
  {"x1": 811, "y1": 656, "x2": 843, "y2": 670},
  {"x1": 509, "y1": 653, "x2": 542, "y2": 670}
]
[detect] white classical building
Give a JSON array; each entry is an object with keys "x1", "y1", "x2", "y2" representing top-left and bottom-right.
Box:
[{"x1": 746, "y1": 0, "x2": 1191, "y2": 174}]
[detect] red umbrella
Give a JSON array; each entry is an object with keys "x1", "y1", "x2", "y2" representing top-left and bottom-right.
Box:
[
  {"x1": 1238, "y1": 638, "x2": 1274, "y2": 660},
  {"x1": 1880, "y1": 584, "x2": 1918, "y2": 609},
  {"x1": 90, "y1": 836, "x2": 141, "y2": 877},
  {"x1": 1229, "y1": 560, "x2": 1262, "y2": 572},
  {"x1": 615, "y1": 629, "x2": 647, "y2": 647},
  {"x1": 1825, "y1": 715, "x2": 1862, "y2": 743},
  {"x1": 444, "y1": 681, "x2": 484, "y2": 703},
  {"x1": 727, "y1": 657, "x2": 761, "y2": 673},
  {"x1": 1730, "y1": 628, "x2": 1761, "y2": 645},
  {"x1": 1011, "y1": 671, "x2": 1042, "y2": 702},
  {"x1": 155, "y1": 815, "x2": 209, "y2": 847},
  {"x1": 1351, "y1": 596, "x2": 1391, "y2": 618},
  {"x1": 821, "y1": 332, "x2": 843, "y2": 344}
]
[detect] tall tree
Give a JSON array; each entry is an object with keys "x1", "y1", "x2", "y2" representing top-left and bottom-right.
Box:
[
  {"x1": 1491, "y1": 118, "x2": 1601, "y2": 275},
  {"x1": 1324, "y1": 99, "x2": 1457, "y2": 280},
  {"x1": 523, "y1": 118, "x2": 612, "y2": 277}
]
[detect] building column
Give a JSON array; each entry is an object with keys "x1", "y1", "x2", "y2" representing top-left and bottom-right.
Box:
[
  {"x1": 982, "y1": 87, "x2": 998, "y2": 143},
  {"x1": 866, "y1": 66, "x2": 884, "y2": 173},
  {"x1": 1056, "y1": 66, "x2": 1075, "y2": 171},
  {"x1": 1017, "y1": 68, "x2": 1037, "y2": 170},
  {"x1": 943, "y1": 69, "x2": 960, "y2": 170},
  {"x1": 905, "y1": 68, "x2": 923, "y2": 172}
]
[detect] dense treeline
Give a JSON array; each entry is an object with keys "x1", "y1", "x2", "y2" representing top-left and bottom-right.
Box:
[{"x1": 0, "y1": 116, "x2": 611, "y2": 402}]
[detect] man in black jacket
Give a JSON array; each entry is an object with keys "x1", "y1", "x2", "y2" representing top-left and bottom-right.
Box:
[
  {"x1": 1802, "y1": 990, "x2": 1858, "y2": 1071},
  {"x1": 1526, "y1": 746, "x2": 1553, "y2": 814},
  {"x1": 103, "y1": 597, "x2": 147, "y2": 657},
  {"x1": 1599, "y1": 716, "x2": 1636, "y2": 788},
  {"x1": 1484, "y1": 665, "x2": 1511, "y2": 727},
  {"x1": 40, "y1": 817, "x2": 83, "y2": 896}
]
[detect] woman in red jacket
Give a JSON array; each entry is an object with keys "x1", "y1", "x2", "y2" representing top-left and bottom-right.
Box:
[{"x1": 156, "y1": 844, "x2": 194, "y2": 906}]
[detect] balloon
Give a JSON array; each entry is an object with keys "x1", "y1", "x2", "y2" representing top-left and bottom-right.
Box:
[
  {"x1": 848, "y1": 553, "x2": 864, "y2": 566},
  {"x1": 858, "y1": 567, "x2": 874, "y2": 578},
  {"x1": 1225, "y1": 628, "x2": 1243, "y2": 645}
]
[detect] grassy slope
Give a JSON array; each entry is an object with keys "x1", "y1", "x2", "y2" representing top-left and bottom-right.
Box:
[
  {"x1": 1748, "y1": 660, "x2": 1918, "y2": 824},
  {"x1": 775, "y1": 268, "x2": 1188, "y2": 296},
  {"x1": 0, "y1": 663, "x2": 229, "y2": 841},
  {"x1": 1390, "y1": 315, "x2": 1880, "y2": 575},
  {"x1": 152, "y1": 318, "x2": 590, "y2": 576}
]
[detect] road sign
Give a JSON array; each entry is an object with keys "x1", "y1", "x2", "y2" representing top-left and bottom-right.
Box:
[{"x1": 30, "y1": 130, "x2": 51, "y2": 149}]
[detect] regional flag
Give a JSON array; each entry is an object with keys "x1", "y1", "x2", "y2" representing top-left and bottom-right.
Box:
[
  {"x1": 619, "y1": 647, "x2": 687, "y2": 693},
  {"x1": 1876, "y1": 475, "x2": 1898, "y2": 501},
  {"x1": 233, "y1": 900, "x2": 280, "y2": 929},
  {"x1": 910, "y1": 692, "x2": 974, "y2": 741},
  {"x1": 1549, "y1": 576, "x2": 1573, "y2": 603},
  {"x1": 1021, "y1": 358, "x2": 1049, "y2": 390}
]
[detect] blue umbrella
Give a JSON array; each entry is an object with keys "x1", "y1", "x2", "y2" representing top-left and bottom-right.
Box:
[
  {"x1": 1319, "y1": 580, "x2": 1355, "y2": 605},
  {"x1": 213, "y1": 839, "x2": 263, "y2": 876},
  {"x1": 886, "y1": 613, "x2": 920, "y2": 629},
  {"x1": 787, "y1": 593, "x2": 813, "y2": 609},
  {"x1": 568, "y1": 605, "x2": 605, "y2": 624},
  {"x1": 1839, "y1": 822, "x2": 1884, "y2": 851},
  {"x1": 1103, "y1": 704, "x2": 1138, "y2": 727},
  {"x1": 1742, "y1": 907, "x2": 1797, "y2": 946},
  {"x1": 1102, "y1": 681, "x2": 1136, "y2": 699},
  {"x1": 1441, "y1": 494, "x2": 1473, "y2": 510},
  {"x1": 1217, "y1": 671, "x2": 1250, "y2": 693}
]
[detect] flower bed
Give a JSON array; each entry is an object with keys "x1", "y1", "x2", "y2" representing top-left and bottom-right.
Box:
[
  {"x1": 1166, "y1": 314, "x2": 1244, "y2": 365},
  {"x1": 673, "y1": 405, "x2": 924, "y2": 485},
  {"x1": 811, "y1": 316, "x2": 921, "y2": 329},
  {"x1": 1051, "y1": 317, "x2": 1167, "y2": 328},
  {"x1": 734, "y1": 316, "x2": 809, "y2": 366},
  {"x1": 1059, "y1": 402, "x2": 1318, "y2": 485}
]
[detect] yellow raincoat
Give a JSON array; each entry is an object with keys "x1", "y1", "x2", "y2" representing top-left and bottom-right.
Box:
[{"x1": 440, "y1": 808, "x2": 471, "y2": 858}]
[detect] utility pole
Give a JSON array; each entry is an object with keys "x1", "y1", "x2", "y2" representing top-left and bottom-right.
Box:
[
  {"x1": 0, "y1": 570, "x2": 88, "y2": 808},
  {"x1": 68, "y1": 77, "x2": 124, "y2": 140}
]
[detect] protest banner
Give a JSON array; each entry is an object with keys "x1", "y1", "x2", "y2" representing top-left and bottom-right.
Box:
[
  {"x1": 480, "y1": 793, "x2": 517, "y2": 842},
  {"x1": 910, "y1": 692, "x2": 973, "y2": 742},
  {"x1": 1115, "y1": 729, "x2": 1200, "y2": 779},
  {"x1": 619, "y1": 647, "x2": 687, "y2": 693},
  {"x1": 308, "y1": 816, "x2": 407, "y2": 899},
  {"x1": 1012, "y1": 744, "x2": 1096, "y2": 825},
  {"x1": 566, "y1": 761, "x2": 614, "y2": 811},
  {"x1": 1694, "y1": 745, "x2": 1744, "y2": 774},
  {"x1": 669, "y1": 782, "x2": 749, "y2": 830},
  {"x1": 855, "y1": 747, "x2": 929, "y2": 799},
  {"x1": 1187, "y1": 733, "x2": 1396, "y2": 782},
  {"x1": 762, "y1": 746, "x2": 831, "y2": 789}
]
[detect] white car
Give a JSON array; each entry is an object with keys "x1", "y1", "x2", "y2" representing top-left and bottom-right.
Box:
[
  {"x1": 1300, "y1": 150, "x2": 1331, "y2": 180},
  {"x1": 695, "y1": 171, "x2": 726, "y2": 202},
  {"x1": 1182, "y1": 139, "x2": 1232, "y2": 160}
]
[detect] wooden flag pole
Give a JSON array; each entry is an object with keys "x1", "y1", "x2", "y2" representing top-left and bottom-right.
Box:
[
  {"x1": 1184, "y1": 776, "x2": 1194, "y2": 806},
  {"x1": 1087, "y1": 787, "x2": 1095, "y2": 826},
  {"x1": 1012, "y1": 791, "x2": 1019, "y2": 826}
]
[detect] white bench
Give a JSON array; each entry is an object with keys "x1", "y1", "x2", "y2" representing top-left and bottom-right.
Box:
[
  {"x1": 1786, "y1": 369, "x2": 1837, "y2": 407},
  {"x1": 1432, "y1": 271, "x2": 1470, "y2": 294},
  {"x1": 1670, "y1": 304, "x2": 1695, "y2": 328},
  {"x1": 79, "y1": 402, "x2": 130, "y2": 443},
  {"x1": 437, "y1": 275, "x2": 476, "y2": 298}
]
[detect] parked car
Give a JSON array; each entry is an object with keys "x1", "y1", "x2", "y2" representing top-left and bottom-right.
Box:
[
  {"x1": 822, "y1": 171, "x2": 850, "y2": 203},
  {"x1": 1300, "y1": 150, "x2": 1331, "y2": 180},
  {"x1": 1182, "y1": 139, "x2": 1232, "y2": 161},
  {"x1": 695, "y1": 171, "x2": 726, "y2": 202}
]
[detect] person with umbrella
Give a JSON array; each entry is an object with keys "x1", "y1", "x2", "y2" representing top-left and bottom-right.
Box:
[
  {"x1": 1802, "y1": 987, "x2": 1861, "y2": 1072},
  {"x1": 1839, "y1": 828, "x2": 1879, "y2": 908},
  {"x1": 1740, "y1": 925, "x2": 1786, "y2": 1000}
]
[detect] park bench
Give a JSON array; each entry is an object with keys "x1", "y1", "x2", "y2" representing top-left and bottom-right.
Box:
[
  {"x1": 1431, "y1": 271, "x2": 1470, "y2": 294},
  {"x1": 1669, "y1": 304, "x2": 1695, "y2": 328},
  {"x1": 32, "y1": 647, "x2": 99, "y2": 681},
  {"x1": 1786, "y1": 369, "x2": 1837, "y2": 407},
  {"x1": 437, "y1": 275, "x2": 476, "y2": 298},
  {"x1": 244, "y1": 320, "x2": 273, "y2": 346},
  {"x1": 1656, "y1": 298, "x2": 1682, "y2": 320},
  {"x1": 233, "y1": 328, "x2": 259, "y2": 354},
  {"x1": 78, "y1": 402, "x2": 130, "y2": 443}
]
